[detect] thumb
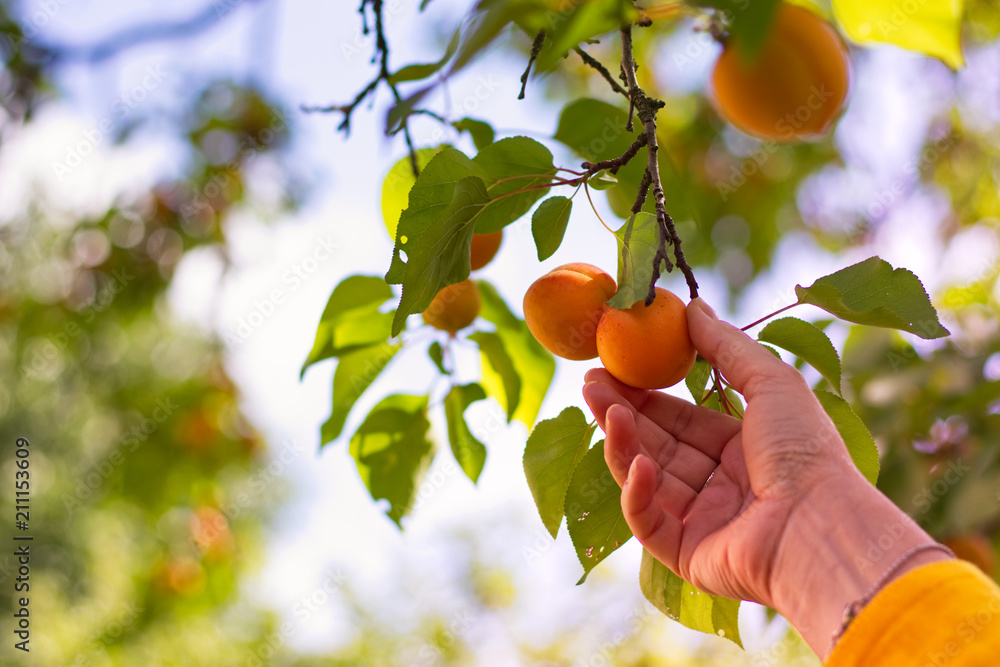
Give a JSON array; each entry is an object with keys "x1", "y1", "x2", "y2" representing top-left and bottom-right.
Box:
[{"x1": 686, "y1": 298, "x2": 794, "y2": 399}]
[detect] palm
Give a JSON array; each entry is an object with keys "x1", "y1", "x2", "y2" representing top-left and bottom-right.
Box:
[{"x1": 584, "y1": 367, "x2": 838, "y2": 606}]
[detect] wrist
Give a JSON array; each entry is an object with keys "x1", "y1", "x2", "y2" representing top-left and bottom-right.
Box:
[{"x1": 770, "y1": 473, "x2": 953, "y2": 656}]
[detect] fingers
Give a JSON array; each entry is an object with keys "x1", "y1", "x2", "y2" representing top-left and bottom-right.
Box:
[
  {"x1": 585, "y1": 381, "x2": 721, "y2": 493},
  {"x1": 620, "y1": 454, "x2": 688, "y2": 573},
  {"x1": 687, "y1": 298, "x2": 802, "y2": 400}
]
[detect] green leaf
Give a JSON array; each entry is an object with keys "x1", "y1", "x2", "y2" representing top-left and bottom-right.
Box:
[
  {"x1": 832, "y1": 0, "x2": 964, "y2": 69},
  {"x1": 349, "y1": 394, "x2": 435, "y2": 527},
  {"x1": 794, "y1": 257, "x2": 950, "y2": 340},
  {"x1": 388, "y1": 31, "x2": 460, "y2": 85},
  {"x1": 554, "y1": 99, "x2": 647, "y2": 218},
  {"x1": 388, "y1": 173, "x2": 491, "y2": 336},
  {"x1": 469, "y1": 331, "x2": 522, "y2": 422},
  {"x1": 758, "y1": 317, "x2": 843, "y2": 394},
  {"x1": 301, "y1": 276, "x2": 395, "y2": 378},
  {"x1": 685, "y1": 358, "x2": 713, "y2": 404},
  {"x1": 444, "y1": 383, "x2": 488, "y2": 483},
  {"x1": 451, "y1": 117, "x2": 495, "y2": 151},
  {"x1": 531, "y1": 196, "x2": 573, "y2": 261},
  {"x1": 565, "y1": 440, "x2": 633, "y2": 584},
  {"x1": 535, "y1": 0, "x2": 638, "y2": 70},
  {"x1": 320, "y1": 342, "x2": 402, "y2": 446},
  {"x1": 588, "y1": 170, "x2": 618, "y2": 190},
  {"x1": 523, "y1": 407, "x2": 596, "y2": 537},
  {"x1": 476, "y1": 280, "x2": 556, "y2": 427},
  {"x1": 381, "y1": 148, "x2": 442, "y2": 241},
  {"x1": 608, "y1": 212, "x2": 665, "y2": 310},
  {"x1": 640, "y1": 549, "x2": 743, "y2": 647},
  {"x1": 701, "y1": 386, "x2": 744, "y2": 418},
  {"x1": 472, "y1": 136, "x2": 555, "y2": 234},
  {"x1": 428, "y1": 341, "x2": 447, "y2": 375},
  {"x1": 814, "y1": 390, "x2": 880, "y2": 485}
]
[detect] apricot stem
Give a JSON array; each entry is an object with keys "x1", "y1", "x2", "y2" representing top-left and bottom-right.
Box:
[{"x1": 740, "y1": 303, "x2": 801, "y2": 331}]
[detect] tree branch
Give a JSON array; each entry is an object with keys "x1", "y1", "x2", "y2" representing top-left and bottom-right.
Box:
[
  {"x1": 39, "y1": 0, "x2": 266, "y2": 64},
  {"x1": 581, "y1": 133, "x2": 647, "y2": 175},
  {"x1": 619, "y1": 25, "x2": 698, "y2": 303},
  {"x1": 302, "y1": 0, "x2": 419, "y2": 176},
  {"x1": 573, "y1": 46, "x2": 629, "y2": 98},
  {"x1": 518, "y1": 30, "x2": 547, "y2": 100}
]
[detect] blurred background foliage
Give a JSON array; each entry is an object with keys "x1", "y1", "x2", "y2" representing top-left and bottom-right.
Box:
[{"x1": 0, "y1": 0, "x2": 999, "y2": 664}]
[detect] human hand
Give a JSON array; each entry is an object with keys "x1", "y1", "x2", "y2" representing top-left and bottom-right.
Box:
[{"x1": 582, "y1": 298, "x2": 866, "y2": 607}]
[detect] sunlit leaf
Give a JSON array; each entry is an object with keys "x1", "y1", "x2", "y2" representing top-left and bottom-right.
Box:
[
  {"x1": 321, "y1": 342, "x2": 402, "y2": 446},
  {"x1": 814, "y1": 390, "x2": 880, "y2": 484},
  {"x1": 608, "y1": 212, "x2": 664, "y2": 310},
  {"x1": 472, "y1": 136, "x2": 555, "y2": 234},
  {"x1": 444, "y1": 383, "x2": 488, "y2": 483},
  {"x1": 470, "y1": 330, "x2": 522, "y2": 422},
  {"x1": 388, "y1": 174, "x2": 491, "y2": 336},
  {"x1": 588, "y1": 171, "x2": 618, "y2": 190},
  {"x1": 349, "y1": 393, "x2": 435, "y2": 527},
  {"x1": 640, "y1": 549, "x2": 743, "y2": 647},
  {"x1": 381, "y1": 147, "x2": 442, "y2": 241},
  {"x1": 832, "y1": 0, "x2": 964, "y2": 69},
  {"x1": 758, "y1": 317, "x2": 842, "y2": 394},
  {"x1": 795, "y1": 257, "x2": 950, "y2": 339},
  {"x1": 524, "y1": 407, "x2": 596, "y2": 537},
  {"x1": 301, "y1": 275, "x2": 394, "y2": 378},
  {"x1": 531, "y1": 196, "x2": 573, "y2": 261},
  {"x1": 565, "y1": 440, "x2": 633, "y2": 584},
  {"x1": 535, "y1": 0, "x2": 638, "y2": 70}
]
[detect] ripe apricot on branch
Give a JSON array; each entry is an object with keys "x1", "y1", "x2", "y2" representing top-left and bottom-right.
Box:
[
  {"x1": 523, "y1": 263, "x2": 617, "y2": 361},
  {"x1": 471, "y1": 231, "x2": 503, "y2": 271},
  {"x1": 423, "y1": 279, "x2": 481, "y2": 334},
  {"x1": 710, "y1": 3, "x2": 850, "y2": 140},
  {"x1": 596, "y1": 287, "x2": 696, "y2": 389}
]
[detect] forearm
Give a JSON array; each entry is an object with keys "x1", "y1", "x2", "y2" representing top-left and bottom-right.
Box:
[{"x1": 771, "y1": 474, "x2": 953, "y2": 657}]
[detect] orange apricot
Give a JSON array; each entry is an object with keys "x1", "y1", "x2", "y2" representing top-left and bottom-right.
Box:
[
  {"x1": 423, "y1": 279, "x2": 481, "y2": 334},
  {"x1": 523, "y1": 263, "x2": 617, "y2": 360},
  {"x1": 596, "y1": 287, "x2": 696, "y2": 389},
  {"x1": 944, "y1": 534, "x2": 996, "y2": 576},
  {"x1": 710, "y1": 3, "x2": 850, "y2": 140},
  {"x1": 470, "y1": 231, "x2": 503, "y2": 271}
]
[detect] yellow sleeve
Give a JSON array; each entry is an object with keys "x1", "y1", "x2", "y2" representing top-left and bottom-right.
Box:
[{"x1": 826, "y1": 560, "x2": 1000, "y2": 666}]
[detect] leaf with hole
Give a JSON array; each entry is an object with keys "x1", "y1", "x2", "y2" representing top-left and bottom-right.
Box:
[{"x1": 524, "y1": 407, "x2": 596, "y2": 538}]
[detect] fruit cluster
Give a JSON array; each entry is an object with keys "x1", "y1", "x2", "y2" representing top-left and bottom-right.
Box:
[{"x1": 523, "y1": 264, "x2": 696, "y2": 390}]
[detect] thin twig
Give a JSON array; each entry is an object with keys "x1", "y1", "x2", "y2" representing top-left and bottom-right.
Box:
[
  {"x1": 581, "y1": 134, "x2": 647, "y2": 175},
  {"x1": 573, "y1": 47, "x2": 630, "y2": 98},
  {"x1": 518, "y1": 30, "x2": 547, "y2": 100},
  {"x1": 619, "y1": 25, "x2": 698, "y2": 303}
]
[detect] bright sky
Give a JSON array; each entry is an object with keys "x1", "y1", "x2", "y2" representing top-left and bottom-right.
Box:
[{"x1": 10, "y1": 0, "x2": 996, "y2": 660}]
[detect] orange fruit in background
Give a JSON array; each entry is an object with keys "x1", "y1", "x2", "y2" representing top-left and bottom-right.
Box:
[
  {"x1": 423, "y1": 279, "x2": 481, "y2": 334},
  {"x1": 710, "y1": 3, "x2": 850, "y2": 140},
  {"x1": 596, "y1": 287, "x2": 696, "y2": 389},
  {"x1": 523, "y1": 263, "x2": 617, "y2": 361},
  {"x1": 471, "y1": 231, "x2": 503, "y2": 271},
  {"x1": 944, "y1": 533, "x2": 996, "y2": 575}
]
